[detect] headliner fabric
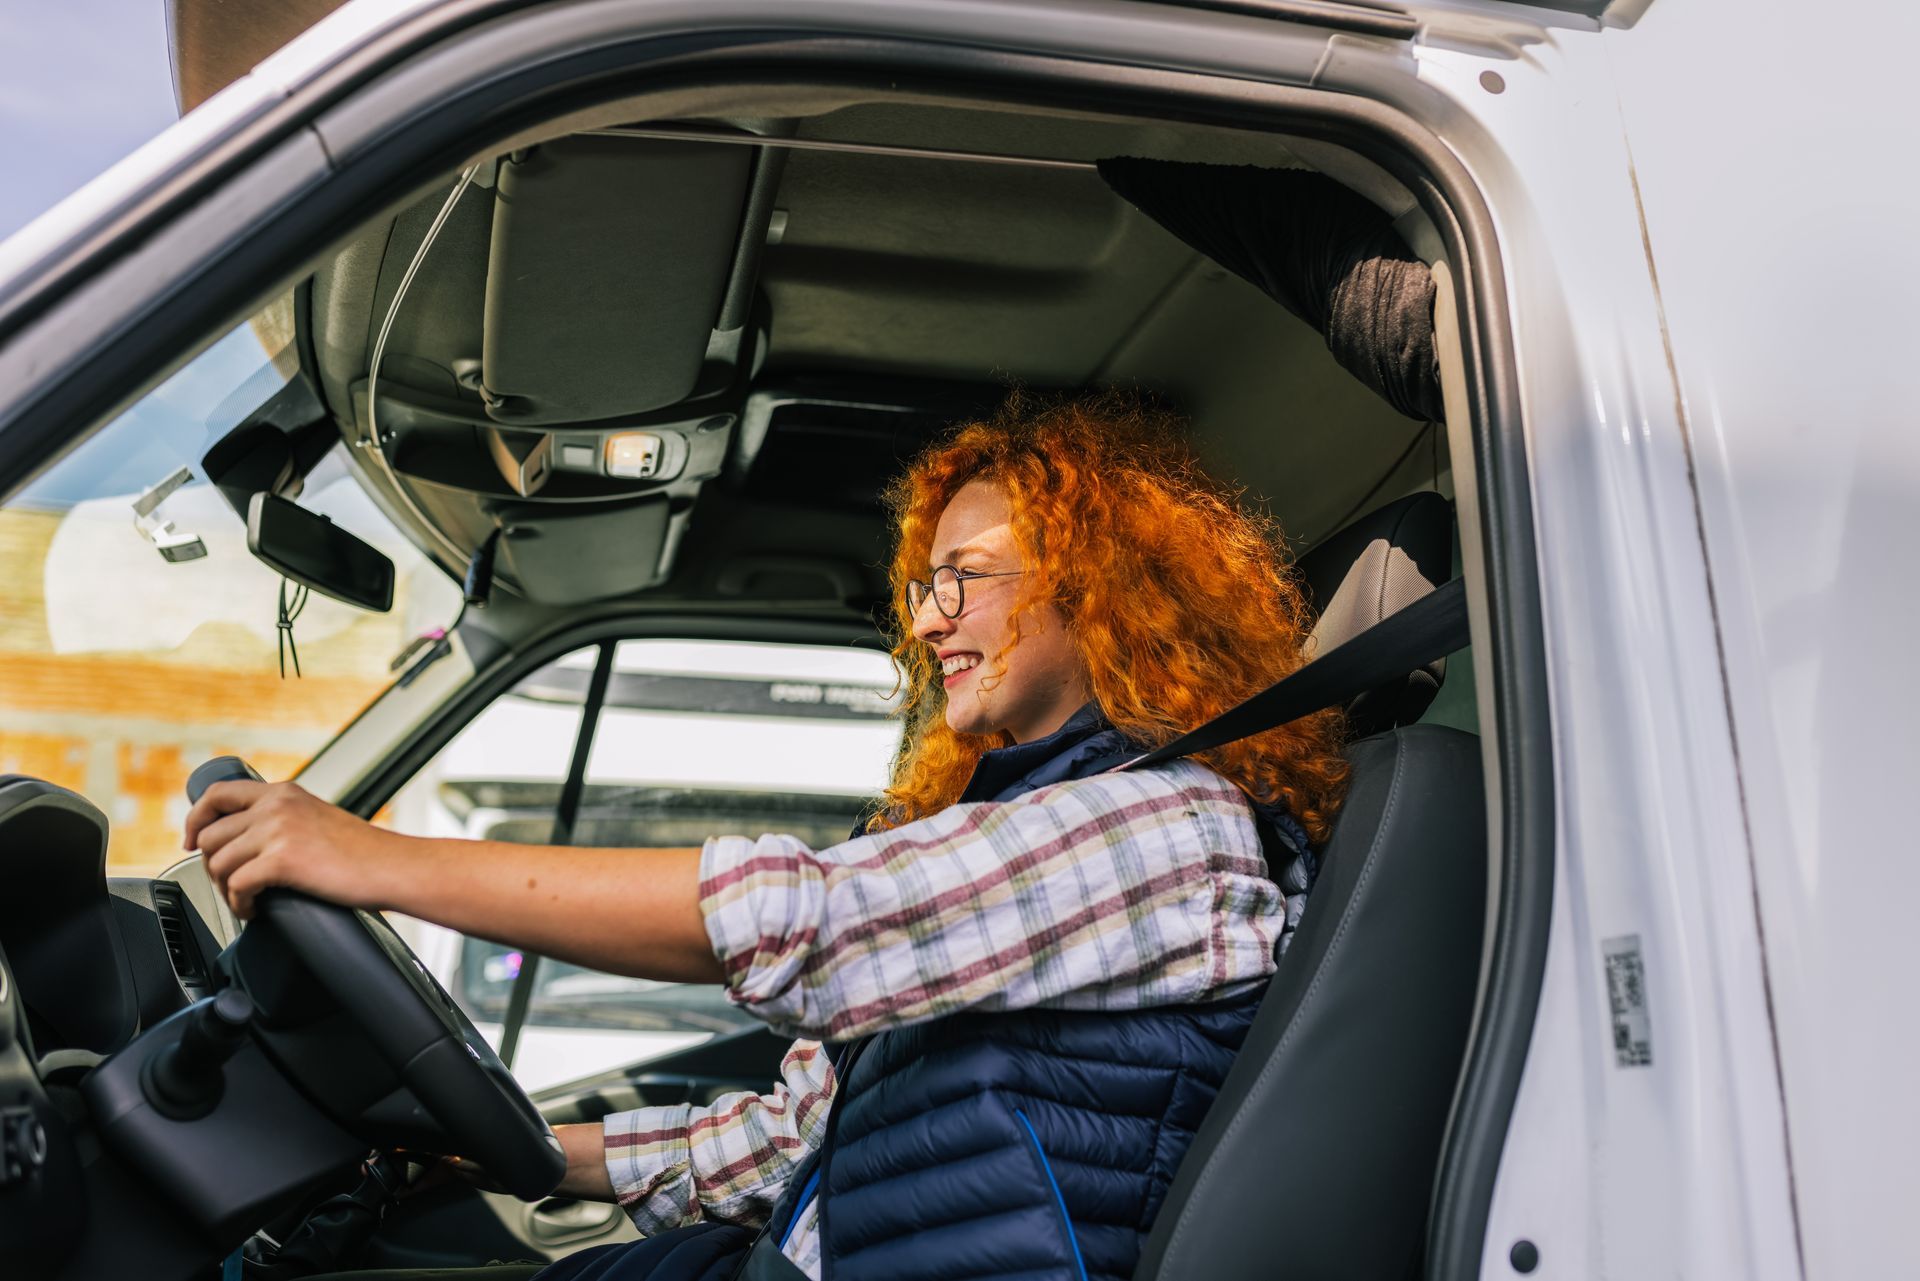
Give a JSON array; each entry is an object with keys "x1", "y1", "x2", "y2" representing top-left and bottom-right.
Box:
[{"x1": 1096, "y1": 158, "x2": 1443, "y2": 422}]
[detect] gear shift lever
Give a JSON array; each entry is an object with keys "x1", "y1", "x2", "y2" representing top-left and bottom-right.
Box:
[{"x1": 142, "y1": 987, "x2": 256, "y2": 1120}]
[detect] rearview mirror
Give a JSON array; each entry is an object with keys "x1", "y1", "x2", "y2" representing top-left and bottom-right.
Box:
[{"x1": 246, "y1": 493, "x2": 395, "y2": 612}]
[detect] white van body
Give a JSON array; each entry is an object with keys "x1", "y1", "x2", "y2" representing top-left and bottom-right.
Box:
[
  {"x1": 0, "y1": 1, "x2": 1914, "y2": 1277},
  {"x1": 1401, "y1": 12, "x2": 1920, "y2": 1280}
]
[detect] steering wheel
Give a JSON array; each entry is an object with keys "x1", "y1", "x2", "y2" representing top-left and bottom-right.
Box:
[{"x1": 188, "y1": 757, "x2": 566, "y2": 1200}]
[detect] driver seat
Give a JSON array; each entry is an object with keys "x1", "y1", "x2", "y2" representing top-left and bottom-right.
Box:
[{"x1": 1135, "y1": 491, "x2": 1487, "y2": 1279}]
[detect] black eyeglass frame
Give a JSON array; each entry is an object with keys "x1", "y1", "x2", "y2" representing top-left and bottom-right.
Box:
[{"x1": 905, "y1": 565, "x2": 1025, "y2": 619}]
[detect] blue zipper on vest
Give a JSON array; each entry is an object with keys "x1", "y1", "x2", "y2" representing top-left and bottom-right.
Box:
[
  {"x1": 779, "y1": 1167, "x2": 824, "y2": 1251},
  {"x1": 1014, "y1": 1108, "x2": 1089, "y2": 1281}
]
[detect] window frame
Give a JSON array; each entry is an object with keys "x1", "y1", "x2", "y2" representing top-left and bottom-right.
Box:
[
  {"x1": 362, "y1": 614, "x2": 902, "y2": 1090},
  {"x1": 353, "y1": 619, "x2": 901, "y2": 1089}
]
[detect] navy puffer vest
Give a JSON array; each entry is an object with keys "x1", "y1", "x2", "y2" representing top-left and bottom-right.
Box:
[
  {"x1": 822, "y1": 982, "x2": 1266, "y2": 1281},
  {"x1": 804, "y1": 706, "x2": 1307, "y2": 1281}
]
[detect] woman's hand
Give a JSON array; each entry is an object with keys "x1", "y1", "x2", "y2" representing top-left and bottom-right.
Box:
[
  {"x1": 183, "y1": 779, "x2": 410, "y2": 920},
  {"x1": 401, "y1": 1124, "x2": 614, "y2": 1202}
]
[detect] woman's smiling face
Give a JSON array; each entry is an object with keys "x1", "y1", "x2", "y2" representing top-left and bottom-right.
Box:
[{"x1": 912, "y1": 480, "x2": 1089, "y2": 743}]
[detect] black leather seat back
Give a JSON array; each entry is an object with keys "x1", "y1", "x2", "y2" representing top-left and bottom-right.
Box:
[{"x1": 1135, "y1": 725, "x2": 1487, "y2": 1279}]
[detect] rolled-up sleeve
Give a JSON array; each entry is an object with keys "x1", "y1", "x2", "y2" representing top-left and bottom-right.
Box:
[
  {"x1": 697, "y1": 762, "x2": 1286, "y2": 1042},
  {"x1": 601, "y1": 1038, "x2": 835, "y2": 1235}
]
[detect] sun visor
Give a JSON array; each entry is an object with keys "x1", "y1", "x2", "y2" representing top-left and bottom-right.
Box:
[
  {"x1": 481, "y1": 135, "x2": 753, "y2": 425},
  {"x1": 494, "y1": 496, "x2": 673, "y2": 604}
]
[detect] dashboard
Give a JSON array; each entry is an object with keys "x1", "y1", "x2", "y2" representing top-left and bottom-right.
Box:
[
  {"x1": 0, "y1": 776, "x2": 221, "y2": 1061},
  {"x1": 0, "y1": 774, "x2": 367, "y2": 1279},
  {"x1": 0, "y1": 776, "x2": 234, "y2": 1276},
  {"x1": 0, "y1": 770, "x2": 563, "y2": 1281}
]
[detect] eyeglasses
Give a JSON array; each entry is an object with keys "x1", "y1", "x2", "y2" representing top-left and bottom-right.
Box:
[{"x1": 905, "y1": 565, "x2": 1024, "y2": 619}]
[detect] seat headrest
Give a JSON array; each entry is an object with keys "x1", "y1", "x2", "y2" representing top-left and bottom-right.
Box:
[{"x1": 1297, "y1": 491, "x2": 1453, "y2": 734}]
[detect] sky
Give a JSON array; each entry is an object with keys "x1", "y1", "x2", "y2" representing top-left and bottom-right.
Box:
[
  {"x1": 0, "y1": 2, "x2": 182, "y2": 240},
  {"x1": 0, "y1": 0, "x2": 267, "y2": 507}
]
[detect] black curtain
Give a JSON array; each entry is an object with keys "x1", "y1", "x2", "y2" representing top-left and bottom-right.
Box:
[{"x1": 1097, "y1": 157, "x2": 1443, "y2": 423}]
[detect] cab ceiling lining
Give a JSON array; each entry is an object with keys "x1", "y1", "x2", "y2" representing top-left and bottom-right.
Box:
[
  {"x1": 298, "y1": 95, "x2": 1442, "y2": 598},
  {"x1": 305, "y1": 96, "x2": 1432, "y2": 572},
  {"x1": 310, "y1": 105, "x2": 1278, "y2": 407}
]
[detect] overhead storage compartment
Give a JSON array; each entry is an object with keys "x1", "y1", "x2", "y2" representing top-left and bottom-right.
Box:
[
  {"x1": 493, "y1": 496, "x2": 675, "y2": 603},
  {"x1": 480, "y1": 135, "x2": 754, "y2": 424}
]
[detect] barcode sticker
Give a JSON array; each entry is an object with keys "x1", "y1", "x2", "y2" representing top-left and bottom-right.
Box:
[{"x1": 1602, "y1": 934, "x2": 1653, "y2": 1067}]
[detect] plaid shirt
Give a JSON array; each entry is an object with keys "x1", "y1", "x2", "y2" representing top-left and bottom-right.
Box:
[{"x1": 602, "y1": 760, "x2": 1289, "y2": 1274}]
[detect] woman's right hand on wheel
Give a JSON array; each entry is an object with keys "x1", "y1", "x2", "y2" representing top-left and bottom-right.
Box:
[
  {"x1": 401, "y1": 1125, "x2": 610, "y2": 1202},
  {"x1": 182, "y1": 778, "x2": 413, "y2": 919}
]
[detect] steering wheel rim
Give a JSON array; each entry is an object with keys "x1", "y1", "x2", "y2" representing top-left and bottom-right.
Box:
[
  {"x1": 187, "y1": 757, "x2": 563, "y2": 1199},
  {"x1": 252, "y1": 890, "x2": 566, "y2": 1199}
]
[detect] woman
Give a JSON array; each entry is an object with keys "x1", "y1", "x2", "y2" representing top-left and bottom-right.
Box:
[{"x1": 185, "y1": 393, "x2": 1348, "y2": 1281}]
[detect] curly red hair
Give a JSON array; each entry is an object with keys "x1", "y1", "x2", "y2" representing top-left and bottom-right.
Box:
[{"x1": 873, "y1": 391, "x2": 1349, "y2": 842}]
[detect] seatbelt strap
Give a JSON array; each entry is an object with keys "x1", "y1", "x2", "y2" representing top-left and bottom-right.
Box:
[{"x1": 1117, "y1": 576, "x2": 1470, "y2": 773}]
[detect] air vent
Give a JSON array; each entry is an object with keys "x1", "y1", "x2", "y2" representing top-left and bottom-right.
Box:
[{"x1": 151, "y1": 883, "x2": 208, "y2": 992}]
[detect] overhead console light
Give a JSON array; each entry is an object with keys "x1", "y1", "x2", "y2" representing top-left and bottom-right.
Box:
[
  {"x1": 606, "y1": 432, "x2": 662, "y2": 479},
  {"x1": 601, "y1": 431, "x2": 688, "y2": 482},
  {"x1": 387, "y1": 413, "x2": 719, "y2": 499}
]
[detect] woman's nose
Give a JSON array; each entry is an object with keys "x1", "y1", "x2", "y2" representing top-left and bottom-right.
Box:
[{"x1": 910, "y1": 595, "x2": 953, "y2": 643}]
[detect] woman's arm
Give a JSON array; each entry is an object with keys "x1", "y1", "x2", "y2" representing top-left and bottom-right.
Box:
[
  {"x1": 182, "y1": 779, "x2": 720, "y2": 983},
  {"x1": 701, "y1": 761, "x2": 1286, "y2": 1041},
  {"x1": 448, "y1": 1037, "x2": 836, "y2": 1218},
  {"x1": 181, "y1": 762, "x2": 1286, "y2": 1038},
  {"x1": 551, "y1": 1122, "x2": 617, "y2": 1199},
  {"x1": 602, "y1": 1039, "x2": 835, "y2": 1234}
]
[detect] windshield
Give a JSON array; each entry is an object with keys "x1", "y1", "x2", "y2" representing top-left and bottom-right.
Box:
[{"x1": 0, "y1": 306, "x2": 460, "y2": 876}]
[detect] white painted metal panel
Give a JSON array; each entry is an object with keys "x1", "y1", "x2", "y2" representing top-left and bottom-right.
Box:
[
  {"x1": 1396, "y1": 6, "x2": 1801, "y2": 1278},
  {"x1": 1601, "y1": 4, "x2": 1920, "y2": 1276}
]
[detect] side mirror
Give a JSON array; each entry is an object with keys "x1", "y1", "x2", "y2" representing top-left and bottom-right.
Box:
[{"x1": 246, "y1": 493, "x2": 395, "y2": 613}]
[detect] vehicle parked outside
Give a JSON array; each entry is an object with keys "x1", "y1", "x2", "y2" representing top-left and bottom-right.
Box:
[{"x1": 380, "y1": 637, "x2": 902, "y2": 1092}]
